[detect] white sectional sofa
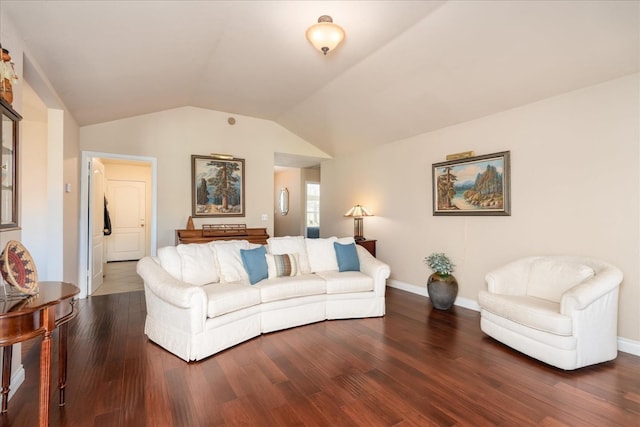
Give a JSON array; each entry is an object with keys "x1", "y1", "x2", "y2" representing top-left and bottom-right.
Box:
[{"x1": 136, "y1": 236, "x2": 390, "y2": 361}]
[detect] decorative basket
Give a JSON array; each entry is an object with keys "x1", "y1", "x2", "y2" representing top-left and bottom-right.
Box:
[{"x1": 0, "y1": 240, "x2": 39, "y2": 294}]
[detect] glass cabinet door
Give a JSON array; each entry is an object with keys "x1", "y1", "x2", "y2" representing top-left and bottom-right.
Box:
[{"x1": 0, "y1": 99, "x2": 21, "y2": 230}]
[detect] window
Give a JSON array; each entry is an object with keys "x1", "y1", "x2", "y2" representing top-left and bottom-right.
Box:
[{"x1": 305, "y1": 182, "x2": 320, "y2": 238}]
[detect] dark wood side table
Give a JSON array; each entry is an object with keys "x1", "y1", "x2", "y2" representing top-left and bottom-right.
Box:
[
  {"x1": 0, "y1": 282, "x2": 79, "y2": 427},
  {"x1": 356, "y1": 239, "x2": 377, "y2": 257}
]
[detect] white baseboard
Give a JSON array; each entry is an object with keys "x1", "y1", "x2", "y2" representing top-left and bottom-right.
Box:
[
  {"x1": 8, "y1": 365, "x2": 24, "y2": 402},
  {"x1": 386, "y1": 280, "x2": 640, "y2": 357},
  {"x1": 617, "y1": 337, "x2": 640, "y2": 356}
]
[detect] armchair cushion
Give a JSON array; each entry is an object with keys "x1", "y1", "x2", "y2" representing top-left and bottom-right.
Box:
[
  {"x1": 478, "y1": 292, "x2": 572, "y2": 335},
  {"x1": 526, "y1": 259, "x2": 594, "y2": 302}
]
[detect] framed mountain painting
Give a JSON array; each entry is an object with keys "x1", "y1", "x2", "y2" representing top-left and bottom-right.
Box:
[
  {"x1": 432, "y1": 151, "x2": 510, "y2": 216},
  {"x1": 192, "y1": 155, "x2": 245, "y2": 217}
]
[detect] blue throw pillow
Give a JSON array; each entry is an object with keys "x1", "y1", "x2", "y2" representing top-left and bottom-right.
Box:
[
  {"x1": 240, "y1": 246, "x2": 268, "y2": 285},
  {"x1": 334, "y1": 242, "x2": 360, "y2": 272}
]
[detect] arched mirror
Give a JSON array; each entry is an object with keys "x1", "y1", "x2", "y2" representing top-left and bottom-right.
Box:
[{"x1": 279, "y1": 187, "x2": 289, "y2": 216}]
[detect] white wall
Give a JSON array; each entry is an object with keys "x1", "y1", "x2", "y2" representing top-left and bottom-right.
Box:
[
  {"x1": 321, "y1": 74, "x2": 640, "y2": 343},
  {"x1": 80, "y1": 107, "x2": 330, "y2": 247},
  {"x1": 63, "y1": 106, "x2": 80, "y2": 284},
  {"x1": 21, "y1": 88, "x2": 49, "y2": 278}
]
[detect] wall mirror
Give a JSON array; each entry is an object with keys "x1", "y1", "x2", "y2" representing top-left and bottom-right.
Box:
[
  {"x1": 279, "y1": 187, "x2": 289, "y2": 216},
  {"x1": 0, "y1": 98, "x2": 21, "y2": 230}
]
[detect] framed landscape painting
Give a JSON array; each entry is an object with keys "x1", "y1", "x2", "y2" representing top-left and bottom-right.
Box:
[
  {"x1": 192, "y1": 155, "x2": 245, "y2": 217},
  {"x1": 432, "y1": 151, "x2": 510, "y2": 216}
]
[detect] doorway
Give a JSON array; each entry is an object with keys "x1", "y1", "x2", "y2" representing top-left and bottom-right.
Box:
[
  {"x1": 305, "y1": 182, "x2": 320, "y2": 238},
  {"x1": 79, "y1": 151, "x2": 157, "y2": 299}
]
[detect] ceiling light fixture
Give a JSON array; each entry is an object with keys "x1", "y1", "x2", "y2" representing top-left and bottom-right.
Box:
[{"x1": 305, "y1": 15, "x2": 345, "y2": 55}]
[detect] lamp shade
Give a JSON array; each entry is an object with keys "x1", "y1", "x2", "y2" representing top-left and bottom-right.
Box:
[
  {"x1": 344, "y1": 205, "x2": 372, "y2": 241},
  {"x1": 344, "y1": 205, "x2": 373, "y2": 217},
  {"x1": 306, "y1": 15, "x2": 345, "y2": 55}
]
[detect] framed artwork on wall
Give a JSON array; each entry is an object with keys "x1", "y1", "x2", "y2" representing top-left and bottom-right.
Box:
[
  {"x1": 192, "y1": 155, "x2": 245, "y2": 218},
  {"x1": 432, "y1": 151, "x2": 510, "y2": 216}
]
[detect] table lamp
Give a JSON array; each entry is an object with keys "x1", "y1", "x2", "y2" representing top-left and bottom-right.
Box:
[{"x1": 344, "y1": 204, "x2": 373, "y2": 241}]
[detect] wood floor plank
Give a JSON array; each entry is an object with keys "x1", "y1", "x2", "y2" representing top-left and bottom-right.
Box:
[{"x1": 1, "y1": 287, "x2": 639, "y2": 426}]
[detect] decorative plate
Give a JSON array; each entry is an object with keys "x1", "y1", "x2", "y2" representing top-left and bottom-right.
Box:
[{"x1": 0, "y1": 240, "x2": 39, "y2": 294}]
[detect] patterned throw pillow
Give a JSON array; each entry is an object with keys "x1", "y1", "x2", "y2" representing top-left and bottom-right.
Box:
[{"x1": 265, "y1": 253, "x2": 299, "y2": 279}]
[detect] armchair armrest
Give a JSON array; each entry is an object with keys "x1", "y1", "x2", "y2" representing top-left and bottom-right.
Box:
[
  {"x1": 561, "y1": 266, "x2": 623, "y2": 313},
  {"x1": 356, "y1": 245, "x2": 390, "y2": 296}
]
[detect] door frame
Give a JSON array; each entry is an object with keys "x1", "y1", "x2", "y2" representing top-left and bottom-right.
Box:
[{"x1": 79, "y1": 151, "x2": 157, "y2": 299}]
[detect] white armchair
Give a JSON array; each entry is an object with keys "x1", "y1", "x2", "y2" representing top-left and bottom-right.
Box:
[{"x1": 478, "y1": 256, "x2": 622, "y2": 370}]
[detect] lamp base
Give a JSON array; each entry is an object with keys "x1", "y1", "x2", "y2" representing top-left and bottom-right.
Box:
[{"x1": 354, "y1": 236, "x2": 366, "y2": 241}]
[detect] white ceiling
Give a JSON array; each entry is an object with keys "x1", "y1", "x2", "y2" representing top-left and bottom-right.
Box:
[{"x1": 4, "y1": 1, "x2": 639, "y2": 160}]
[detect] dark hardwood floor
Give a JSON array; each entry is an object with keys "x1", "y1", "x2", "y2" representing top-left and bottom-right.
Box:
[{"x1": 1, "y1": 287, "x2": 639, "y2": 426}]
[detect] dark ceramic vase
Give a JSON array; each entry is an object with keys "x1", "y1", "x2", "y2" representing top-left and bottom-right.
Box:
[{"x1": 427, "y1": 273, "x2": 458, "y2": 310}]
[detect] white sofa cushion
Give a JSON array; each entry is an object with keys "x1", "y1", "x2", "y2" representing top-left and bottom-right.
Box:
[
  {"x1": 305, "y1": 237, "x2": 339, "y2": 272},
  {"x1": 527, "y1": 259, "x2": 595, "y2": 302},
  {"x1": 336, "y1": 236, "x2": 355, "y2": 245},
  {"x1": 254, "y1": 274, "x2": 326, "y2": 303},
  {"x1": 173, "y1": 243, "x2": 220, "y2": 286},
  {"x1": 157, "y1": 246, "x2": 183, "y2": 281},
  {"x1": 267, "y1": 236, "x2": 311, "y2": 274},
  {"x1": 316, "y1": 270, "x2": 373, "y2": 294},
  {"x1": 478, "y1": 291, "x2": 573, "y2": 336},
  {"x1": 203, "y1": 283, "x2": 261, "y2": 318},
  {"x1": 213, "y1": 240, "x2": 251, "y2": 284}
]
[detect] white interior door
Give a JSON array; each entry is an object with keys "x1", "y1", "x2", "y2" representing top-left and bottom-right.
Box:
[
  {"x1": 107, "y1": 180, "x2": 146, "y2": 261},
  {"x1": 90, "y1": 159, "x2": 105, "y2": 294}
]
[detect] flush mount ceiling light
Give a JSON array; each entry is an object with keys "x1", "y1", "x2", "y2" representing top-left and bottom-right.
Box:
[{"x1": 305, "y1": 15, "x2": 345, "y2": 55}]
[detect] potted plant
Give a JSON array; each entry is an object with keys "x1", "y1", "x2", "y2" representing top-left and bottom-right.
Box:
[{"x1": 424, "y1": 252, "x2": 458, "y2": 310}]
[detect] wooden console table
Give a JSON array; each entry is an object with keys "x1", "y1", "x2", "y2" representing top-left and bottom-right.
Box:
[
  {"x1": 176, "y1": 226, "x2": 269, "y2": 245},
  {"x1": 356, "y1": 239, "x2": 377, "y2": 257},
  {"x1": 0, "y1": 282, "x2": 79, "y2": 427}
]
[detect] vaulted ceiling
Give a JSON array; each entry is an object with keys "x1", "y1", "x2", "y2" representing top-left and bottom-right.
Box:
[{"x1": 4, "y1": 1, "x2": 639, "y2": 159}]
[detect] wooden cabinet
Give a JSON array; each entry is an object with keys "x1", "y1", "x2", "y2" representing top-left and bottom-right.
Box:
[
  {"x1": 176, "y1": 226, "x2": 269, "y2": 245},
  {"x1": 356, "y1": 239, "x2": 376, "y2": 257}
]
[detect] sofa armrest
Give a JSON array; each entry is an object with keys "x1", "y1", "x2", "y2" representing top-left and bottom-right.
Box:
[
  {"x1": 136, "y1": 257, "x2": 207, "y2": 310},
  {"x1": 356, "y1": 245, "x2": 390, "y2": 296},
  {"x1": 561, "y1": 267, "x2": 623, "y2": 313}
]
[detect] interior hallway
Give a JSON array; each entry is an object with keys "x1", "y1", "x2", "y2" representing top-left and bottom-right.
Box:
[{"x1": 92, "y1": 261, "x2": 143, "y2": 296}]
